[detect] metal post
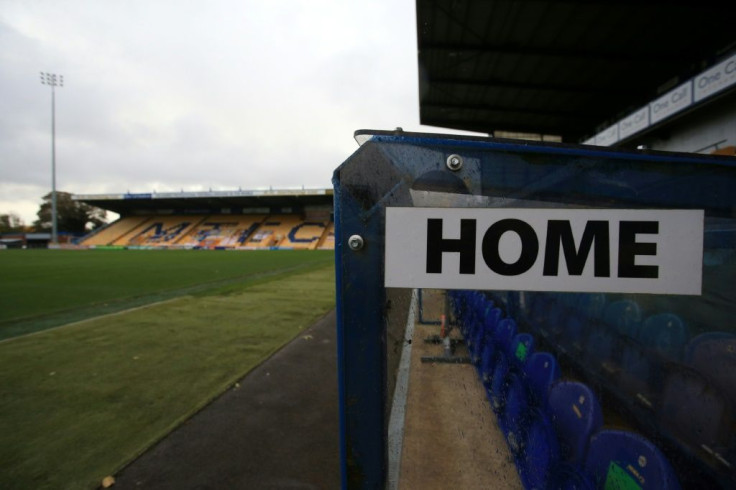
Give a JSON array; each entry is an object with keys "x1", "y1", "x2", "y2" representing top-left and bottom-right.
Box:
[{"x1": 40, "y1": 72, "x2": 63, "y2": 245}]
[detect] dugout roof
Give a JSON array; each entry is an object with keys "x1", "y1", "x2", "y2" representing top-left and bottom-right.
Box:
[
  {"x1": 73, "y1": 189, "x2": 333, "y2": 216},
  {"x1": 417, "y1": 0, "x2": 736, "y2": 142}
]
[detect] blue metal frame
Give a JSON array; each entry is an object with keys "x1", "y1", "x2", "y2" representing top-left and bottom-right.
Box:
[{"x1": 334, "y1": 129, "x2": 736, "y2": 489}]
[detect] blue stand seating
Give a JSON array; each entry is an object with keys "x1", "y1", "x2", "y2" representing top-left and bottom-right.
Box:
[
  {"x1": 584, "y1": 429, "x2": 682, "y2": 490},
  {"x1": 548, "y1": 380, "x2": 604, "y2": 466}
]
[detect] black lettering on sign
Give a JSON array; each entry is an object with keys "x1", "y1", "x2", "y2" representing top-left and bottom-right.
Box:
[
  {"x1": 426, "y1": 218, "x2": 476, "y2": 274},
  {"x1": 618, "y1": 221, "x2": 659, "y2": 278},
  {"x1": 543, "y1": 220, "x2": 610, "y2": 277},
  {"x1": 482, "y1": 219, "x2": 538, "y2": 276}
]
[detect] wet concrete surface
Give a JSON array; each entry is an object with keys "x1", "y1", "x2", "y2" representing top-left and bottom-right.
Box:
[{"x1": 113, "y1": 310, "x2": 339, "y2": 490}]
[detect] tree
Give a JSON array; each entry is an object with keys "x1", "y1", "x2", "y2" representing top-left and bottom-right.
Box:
[
  {"x1": 0, "y1": 212, "x2": 25, "y2": 233},
  {"x1": 34, "y1": 191, "x2": 107, "y2": 234}
]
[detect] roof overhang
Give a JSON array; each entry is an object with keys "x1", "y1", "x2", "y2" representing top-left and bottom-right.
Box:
[
  {"x1": 417, "y1": 0, "x2": 736, "y2": 142},
  {"x1": 73, "y1": 189, "x2": 334, "y2": 215}
]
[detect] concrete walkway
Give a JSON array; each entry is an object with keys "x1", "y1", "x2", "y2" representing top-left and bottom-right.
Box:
[{"x1": 113, "y1": 310, "x2": 340, "y2": 490}]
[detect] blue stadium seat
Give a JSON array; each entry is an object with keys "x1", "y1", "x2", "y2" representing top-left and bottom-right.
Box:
[
  {"x1": 470, "y1": 295, "x2": 493, "y2": 337},
  {"x1": 548, "y1": 380, "x2": 603, "y2": 466},
  {"x1": 459, "y1": 291, "x2": 486, "y2": 338},
  {"x1": 529, "y1": 293, "x2": 554, "y2": 332},
  {"x1": 499, "y1": 334, "x2": 536, "y2": 443},
  {"x1": 481, "y1": 318, "x2": 517, "y2": 392},
  {"x1": 657, "y1": 363, "x2": 735, "y2": 472},
  {"x1": 685, "y1": 331, "x2": 736, "y2": 407},
  {"x1": 470, "y1": 306, "x2": 502, "y2": 366},
  {"x1": 450, "y1": 290, "x2": 468, "y2": 327},
  {"x1": 516, "y1": 407, "x2": 561, "y2": 490},
  {"x1": 639, "y1": 313, "x2": 688, "y2": 361},
  {"x1": 577, "y1": 293, "x2": 607, "y2": 321},
  {"x1": 536, "y1": 299, "x2": 567, "y2": 344},
  {"x1": 616, "y1": 337, "x2": 662, "y2": 411},
  {"x1": 525, "y1": 352, "x2": 562, "y2": 410},
  {"x1": 584, "y1": 429, "x2": 681, "y2": 489},
  {"x1": 582, "y1": 323, "x2": 621, "y2": 377},
  {"x1": 501, "y1": 291, "x2": 521, "y2": 321},
  {"x1": 511, "y1": 333, "x2": 535, "y2": 370},
  {"x1": 557, "y1": 292, "x2": 578, "y2": 309},
  {"x1": 457, "y1": 291, "x2": 475, "y2": 337},
  {"x1": 502, "y1": 373, "x2": 530, "y2": 454},
  {"x1": 557, "y1": 310, "x2": 586, "y2": 358},
  {"x1": 488, "y1": 351, "x2": 512, "y2": 414},
  {"x1": 602, "y1": 299, "x2": 642, "y2": 339},
  {"x1": 488, "y1": 330, "x2": 531, "y2": 414},
  {"x1": 546, "y1": 463, "x2": 596, "y2": 490}
]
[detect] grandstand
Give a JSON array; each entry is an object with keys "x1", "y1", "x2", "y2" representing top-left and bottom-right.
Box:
[{"x1": 74, "y1": 189, "x2": 334, "y2": 250}]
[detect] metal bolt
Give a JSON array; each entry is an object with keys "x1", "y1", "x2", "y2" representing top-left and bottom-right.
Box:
[
  {"x1": 446, "y1": 154, "x2": 463, "y2": 171},
  {"x1": 348, "y1": 234, "x2": 364, "y2": 251}
]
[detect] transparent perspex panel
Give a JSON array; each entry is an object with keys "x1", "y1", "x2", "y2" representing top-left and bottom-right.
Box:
[{"x1": 334, "y1": 130, "x2": 736, "y2": 489}]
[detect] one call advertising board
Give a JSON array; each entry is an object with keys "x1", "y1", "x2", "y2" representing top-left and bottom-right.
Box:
[
  {"x1": 618, "y1": 106, "x2": 649, "y2": 140},
  {"x1": 385, "y1": 207, "x2": 704, "y2": 295},
  {"x1": 650, "y1": 81, "x2": 692, "y2": 124},
  {"x1": 694, "y1": 52, "x2": 736, "y2": 103}
]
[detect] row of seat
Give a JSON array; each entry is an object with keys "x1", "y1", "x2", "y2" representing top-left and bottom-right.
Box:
[
  {"x1": 513, "y1": 291, "x2": 736, "y2": 486},
  {"x1": 451, "y1": 290, "x2": 684, "y2": 489},
  {"x1": 82, "y1": 214, "x2": 335, "y2": 250}
]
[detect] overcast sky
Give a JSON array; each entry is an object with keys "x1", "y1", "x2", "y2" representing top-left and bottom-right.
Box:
[{"x1": 1, "y1": 0, "x2": 477, "y2": 224}]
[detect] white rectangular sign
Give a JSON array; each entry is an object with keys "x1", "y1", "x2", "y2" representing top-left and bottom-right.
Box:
[
  {"x1": 385, "y1": 207, "x2": 704, "y2": 295},
  {"x1": 595, "y1": 124, "x2": 619, "y2": 147},
  {"x1": 618, "y1": 106, "x2": 649, "y2": 140},
  {"x1": 694, "y1": 52, "x2": 736, "y2": 102},
  {"x1": 650, "y1": 81, "x2": 692, "y2": 124}
]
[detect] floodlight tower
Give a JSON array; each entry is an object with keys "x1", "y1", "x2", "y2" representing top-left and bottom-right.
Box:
[{"x1": 40, "y1": 72, "x2": 63, "y2": 245}]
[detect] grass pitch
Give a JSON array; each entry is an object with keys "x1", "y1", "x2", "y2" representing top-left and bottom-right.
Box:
[
  {"x1": 0, "y1": 249, "x2": 332, "y2": 340},
  {"x1": 0, "y1": 250, "x2": 335, "y2": 490}
]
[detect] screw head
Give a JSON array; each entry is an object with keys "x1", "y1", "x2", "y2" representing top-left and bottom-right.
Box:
[
  {"x1": 348, "y1": 234, "x2": 364, "y2": 251},
  {"x1": 446, "y1": 154, "x2": 463, "y2": 171}
]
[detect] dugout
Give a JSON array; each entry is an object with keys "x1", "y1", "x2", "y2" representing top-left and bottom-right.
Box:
[{"x1": 334, "y1": 130, "x2": 736, "y2": 489}]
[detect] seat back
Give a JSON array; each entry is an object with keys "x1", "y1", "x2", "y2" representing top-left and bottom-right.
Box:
[
  {"x1": 510, "y1": 333, "x2": 535, "y2": 370},
  {"x1": 502, "y1": 373, "x2": 530, "y2": 451},
  {"x1": 470, "y1": 307, "x2": 502, "y2": 362},
  {"x1": 583, "y1": 323, "x2": 620, "y2": 376},
  {"x1": 530, "y1": 293, "x2": 553, "y2": 328},
  {"x1": 489, "y1": 328, "x2": 525, "y2": 413},
  {"x1": 602, "y1": 299, "x2": 641, "y2": 338},
  {"x1": 518, "y1": 408, "x2": 561, "y2": 490},
  {"x1": 584, "y1": 429, "x2": 681, "y2": 489},
  {"x1": 558, "y1": 310, "x2": 586, "y2": 355},
  {"x1": 524, "y1": 352, "x2": 561, "y2": 409},
  {"x1": 639, "y1": 313, "x2": 687, "y2": 360},
  {"x1": 494, "y1": 318, "x2": 518, "y2": 357},
  {"x1": 548, "y1": 380, "x2": 603, "y2": 465},
  {"x1": 617, "y1": 337, "x2": 661, "y2": 409},
  {"x1": 480, "y1": 318, "x2": 517, "y2": 386},
  {"x1": 685, "y1": 331, "x2": 736, "y2": 407},
  {"x1": 577, "y1": 293, "x2": 607, "y2": 321},
  {"x1": 658, "y1": 364, "x2": 734, "y2": 458}
]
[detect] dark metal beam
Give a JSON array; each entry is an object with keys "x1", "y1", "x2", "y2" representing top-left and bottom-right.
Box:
[
  {"x1": 421, "y1": 102, "x2": 607, "y2": 120},
  {"x1": 423, "y1": 76, "x2": 644, "y2": 97},
  {"x1": 419, "y1": 43, "x2": 685, "y2": 64}
]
